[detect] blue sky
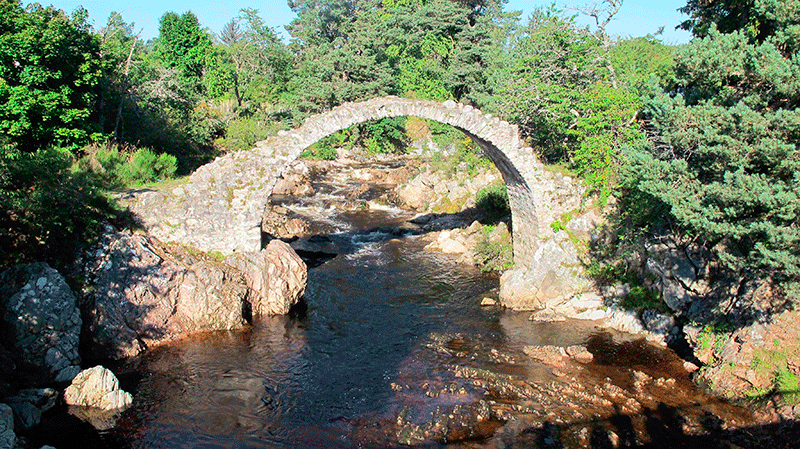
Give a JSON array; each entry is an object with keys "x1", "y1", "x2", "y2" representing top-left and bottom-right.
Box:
[{"x1": 44, "y1": 0, "x2": 693, "y2": 45}]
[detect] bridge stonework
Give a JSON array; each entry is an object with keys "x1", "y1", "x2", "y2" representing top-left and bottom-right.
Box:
[{"x1": 122, "y1": 97, "x2": 583, "y2": 271}]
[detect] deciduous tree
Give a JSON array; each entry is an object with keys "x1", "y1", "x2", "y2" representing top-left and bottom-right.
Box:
[{"x1": 0, "y1": 1, "x2": 101, "y2": 151}]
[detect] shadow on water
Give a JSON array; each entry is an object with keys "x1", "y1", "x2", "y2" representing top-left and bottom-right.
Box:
[{"x1": 512, "y1": 406, "x2": 800, "y2": 449}]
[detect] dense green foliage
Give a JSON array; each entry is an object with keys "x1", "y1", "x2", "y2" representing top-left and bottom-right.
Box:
[
  {"x1": 483, "y1": 6, "x2": 657, "y2": 199},
  {"x1": 0, "y1": 1, "x2": 101, "y2": 151},
  {"x1": 623, "y1": 0, "x2": 800, "y2": 297},
  {"x1": 475, "y1": 183, "x2": 510, "y2": 222},
  {"x1": 0, "y1": 148, "x2": 117, "y2": 267}
]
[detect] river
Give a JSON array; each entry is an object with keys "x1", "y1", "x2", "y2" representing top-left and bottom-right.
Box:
[{"x1": 31, "y1": 157, "x2": 757, "y2": 448}]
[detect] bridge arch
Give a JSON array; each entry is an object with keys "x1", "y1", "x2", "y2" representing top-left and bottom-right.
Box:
[{"x1": 126, "y1": 97, "x2": 560, "y2": 268}]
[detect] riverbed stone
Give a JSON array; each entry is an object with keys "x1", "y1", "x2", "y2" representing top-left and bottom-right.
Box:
[
  {"x1": 64, "y1": 366, "x2": 132, "y2": 411},
  {"x1": 0, "y1": 262, "x2": 81, "y2": 384}
]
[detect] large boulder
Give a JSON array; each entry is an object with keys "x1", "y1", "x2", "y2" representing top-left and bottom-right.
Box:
[
  {"x1": 0, "y1": 263, "x2": 82, "y2": 384},
  {"x1": 224, "y1": 240, "x2": 307, "y2": 317},
  {"x1": 86, "y1": 229, "x2": 248, "y2": 359},
  {"x1": 499, "y1": 231, "x2": 590, "y2": 311},
  {"x1": 64, "y1": 366, "x2": 132, "y2": 411}
]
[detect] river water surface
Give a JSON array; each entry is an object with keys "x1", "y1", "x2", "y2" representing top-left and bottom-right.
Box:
[{"x1": 36, "y1": 158, "x2": 757, "y2": 448}]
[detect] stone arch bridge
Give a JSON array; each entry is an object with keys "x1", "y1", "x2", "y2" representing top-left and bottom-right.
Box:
[{"x1": 123, "y1": 97, "x2": 582, "y2": 269}]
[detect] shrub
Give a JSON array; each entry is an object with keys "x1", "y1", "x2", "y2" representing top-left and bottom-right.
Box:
[
  {"x1": 475, "y1": 184, "x2": 510, "y2": 223},
  {"x1": 474, "y1": 225, "x2": 513, "y2": 273},
  {"x1": 300, "y1": 140, "x2": 338, "y2": 160},
  {"x1": 115, "y1": 148, "x2": 177, "y2": 186},
  {"x1": 776, "y1": 367, "x2": 800, "y2": 406},
  {"x1": 77, "y1": 144, "x2": 178, "y2": 188},
  {"x1": 619, "y1": 284, "x2": 669, "y2": 314},
  {"x1": 0, "y1": 147, "x2": 117, "y2": 267}
]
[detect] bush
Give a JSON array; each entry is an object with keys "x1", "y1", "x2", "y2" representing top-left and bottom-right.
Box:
[
  {"x1": 619, "y1": 284, "x2": 669, "y2": 314},
  {"x1": 0, "y1": 147, "x2": 117, "y2": 268},
  {"x1": 474, "y1": 225, "x2": 513, "y2": 272},
  {"x1": 475, "y1": 184, "x2": 510, "y2": 223},
  {"x1": 77, "y1": 144, "x2": 178, "y2": 188},
  {"x1": 216, "y1": 115, "x2": 285, "y2": 153},
  {"x1": 300, "y1": 140, "x2": 339, "y2": 160}
]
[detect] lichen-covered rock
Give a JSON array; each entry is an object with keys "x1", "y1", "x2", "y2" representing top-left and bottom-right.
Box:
[
  {"x1": 223, "y1": 240, "x2": 307, "y2": 317},
  {"x1": 0, "y1": 263, "x2": 81, "y2": 384},
  {"x1": 64, "y1": 366, "x2": 132, "y2": 411},
  {"x1": 86, "y1": 229, "x2": 248, "y2": 358},
  {"x1": 644, "y1": 235, "x2": 710, "y2": 313}
]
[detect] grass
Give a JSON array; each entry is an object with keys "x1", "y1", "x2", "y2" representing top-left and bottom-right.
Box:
[{"x1": 473, "y1": 224, "x2": 513, "y2": 273}]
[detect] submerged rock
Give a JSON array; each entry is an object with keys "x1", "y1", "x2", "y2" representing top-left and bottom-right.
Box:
[{"x1": 0, "y1": 262, "x2": 82, "y2": 384}]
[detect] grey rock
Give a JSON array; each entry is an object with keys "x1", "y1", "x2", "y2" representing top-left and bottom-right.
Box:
[
  {"x1": 0, "y1": 263, "x2": 81, "y2": 384},
  {"x1": 6, "y1": 388, "x2": 58, "y2": 414},
  {"x1": 644, "y1": 236, "x2": 711, "y2": 313},
  {"x1": 641, "y1": 310, "x2": 676, "y2": 339},
  {"x1": 8, "y1": 401, "x2": 39, "y2": 431},
  {"x1": 0, "y1": 404, "x2": 14, "y2": 449}
]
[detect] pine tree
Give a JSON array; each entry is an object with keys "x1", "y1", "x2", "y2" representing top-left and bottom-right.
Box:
[{"x1": 625, "y1": 0, "x2": 800, "y2": 296}]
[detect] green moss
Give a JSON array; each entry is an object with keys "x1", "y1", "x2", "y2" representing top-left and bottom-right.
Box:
[{"x1": 696, "y1": 322, "x2": 734, "y2": 356}]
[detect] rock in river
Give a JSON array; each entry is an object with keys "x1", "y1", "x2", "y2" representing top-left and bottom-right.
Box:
[
  {"x1": 64, "y1": 366, "x2": 132, "y2": 411},
  {"x1": 85, "y1": 229, "x2": 248, "y2": 359},
  {"x1": 224, "y1": 240, "x2": 308, "y2": 317}
]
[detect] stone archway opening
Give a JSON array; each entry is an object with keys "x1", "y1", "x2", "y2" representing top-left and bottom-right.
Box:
[
  {"x1": 262, "y1": 97, "x2": 544, "y2": 268},
  {"x1": 123, "y1": 97, "x2": 565, "y2": 270}
]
